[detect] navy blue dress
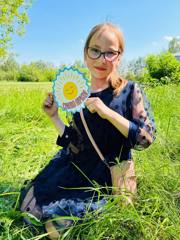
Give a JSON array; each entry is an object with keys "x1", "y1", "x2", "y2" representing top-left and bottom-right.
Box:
[{"x1": 32, "y1": 80, "x2": 156, "y2": 218}]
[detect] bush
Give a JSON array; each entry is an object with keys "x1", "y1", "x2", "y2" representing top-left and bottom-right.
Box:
[
  {"x1": 0, "y1": 56, "x2": 19, "y2": 81},
  {"x1": 42, "y1": 68, "x2": 56, "y2": 82},
  {"x1": 0, "y1": 69, "x2": 19, "y2": 81},
  {"x1": 18, "y1": 64, "x2": 40, "y2": 82},
  {"x1": 145, "y1": 51, "x2": 180, "y2": 85},
  {"x1": 17, "y1": 63, "x2": 57, "y2": 82}
]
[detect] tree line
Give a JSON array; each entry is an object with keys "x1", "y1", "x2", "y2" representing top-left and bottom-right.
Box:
[{"x1": 0, "y1": 51, "x2": 179, "y2": 86}]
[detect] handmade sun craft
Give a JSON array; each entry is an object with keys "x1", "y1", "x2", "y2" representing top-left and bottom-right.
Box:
[{"x1": 53, "y1": 67, "x2": 90, "y2": 113}]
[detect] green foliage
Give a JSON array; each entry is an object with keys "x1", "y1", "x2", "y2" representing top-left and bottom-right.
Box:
[
  {"x1": 145, "y1": 51, "x2": 180, "y2": 85},
  {"x1": 72, "y1": 60, "x2": 91, "y2": 83},
  {"x1": 127, "y1": 57, "x2": 146, "y2": 78},
  {"x1": 18, "y1": 64, "x2": 40, "y2": 82},
  {"x1": 0, "y1": 57, "x2": 57, "y2": 82},
  {"x1": 0, "y1": 57, "x2": 90, "y2": 83},
  {"x1": 0, "y1": 83, "x2": 179, "y2": 239},
  {"x1": 0, "y1": 68, "x2": 19, "y2": 81},
  {"x1": 168, "y1": 37, "x2": 180, "y2": 53},
  {"x1": 122, "y1": 52, "x2": 180, "y2": 86},
  {"x1": 0, "y1": 53, "x2": 179, "y2": 86},
  {"x1": 0, "y1": 0, "x2": 32, "y2": 57},
  {"x1": 17, "y1": 62, "x2": 56, "y2": 82},
  {"x1": 0, "y1": 55, "x2": 19, "y2": 81},
  {"x1": 0, "y1": 55, "x2": 19, "y2": 71}
]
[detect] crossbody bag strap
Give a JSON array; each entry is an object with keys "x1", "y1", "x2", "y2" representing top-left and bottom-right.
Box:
[{"x1": 80, "y1": 109, "x2": 105, "y2": 162}]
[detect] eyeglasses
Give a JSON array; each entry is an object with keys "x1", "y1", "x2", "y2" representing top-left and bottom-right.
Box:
[{"x1": 87, "y1": 47, "x2": 121, "y2": 62}]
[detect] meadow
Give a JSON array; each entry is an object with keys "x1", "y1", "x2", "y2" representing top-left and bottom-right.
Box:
[{"x1": 0, "y1": 82, "x2": 179, "y2": 240}]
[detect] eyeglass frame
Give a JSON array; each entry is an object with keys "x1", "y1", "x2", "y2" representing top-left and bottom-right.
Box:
[{"x1": 86, "y1": 47, "x2": 121, "y2": 62}]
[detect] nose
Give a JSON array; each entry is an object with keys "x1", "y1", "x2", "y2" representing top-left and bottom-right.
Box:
[{"x1": 99, "y1": 53, "x2": 106, "y2": 63}]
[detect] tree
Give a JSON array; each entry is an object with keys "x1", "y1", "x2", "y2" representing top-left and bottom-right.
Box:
[
  {"x1": 17, "y1": 61, "x2": 57, "y2": 82},
  {"x1": 145, "y1": 51, "x2": 180, "y2": 85},
  {"x1": 0, "y1": 54, "x2": 19, "y2": 71},
  {"x1": 0, "y1": 0, "x2": 32, "y2": 57},
  {"x1": 168, "y1": 37, "x2": 180, "y2": 54},
  {"x1": 127, "y1": 57, "x2": 145, "y2": 77},
  {"x1": 0, "y1": 54, "x2": 19, "y2": 81}
]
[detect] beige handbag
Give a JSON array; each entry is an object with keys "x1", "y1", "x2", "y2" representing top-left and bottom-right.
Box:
[
  {"x1": 80, "y1": 110, "x2": 137, "y2": 204},
  {"x1": 19, "y1": 185, "x2": 42, "y2": 223}
]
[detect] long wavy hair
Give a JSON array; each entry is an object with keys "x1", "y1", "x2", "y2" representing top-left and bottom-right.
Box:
[{"x1": 84, "y1": 22, "x2": 127, "y2": 96}]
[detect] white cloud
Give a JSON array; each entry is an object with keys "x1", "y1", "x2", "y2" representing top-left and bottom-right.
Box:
[
  {"x1": 164, "y1": 35, "x2": 180, "y2": 41},
  {"x1": 164, "y1": 36, "x2": 173, "y2": 41}
]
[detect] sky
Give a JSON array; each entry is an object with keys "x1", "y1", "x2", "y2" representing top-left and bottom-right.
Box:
[{"x1": 12, "y1": 0, "x2": 180, "y2": 66}]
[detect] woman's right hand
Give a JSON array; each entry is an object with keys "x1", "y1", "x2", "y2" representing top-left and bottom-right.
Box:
[{"x1": 42, "y1": 93, "x2": 58, "y2": 118}]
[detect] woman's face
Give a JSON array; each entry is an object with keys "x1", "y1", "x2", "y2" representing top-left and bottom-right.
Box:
[{"x1": 85, "y1": 29, "x2": 121, "y2": 81}]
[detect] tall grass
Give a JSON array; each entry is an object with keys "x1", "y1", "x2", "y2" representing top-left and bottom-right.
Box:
[{"x1": 0, "y1": 82, "x2": 179, "y2": 239}]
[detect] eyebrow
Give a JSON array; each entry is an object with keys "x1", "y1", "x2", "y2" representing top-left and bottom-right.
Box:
[{"x1": 90, "y1": 44, "x2": 118, "y2": 51}]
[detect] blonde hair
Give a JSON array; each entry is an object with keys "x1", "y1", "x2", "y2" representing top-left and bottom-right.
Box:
[{"x1": 84, "y1": 22, "x2": 127, "y2": 96}]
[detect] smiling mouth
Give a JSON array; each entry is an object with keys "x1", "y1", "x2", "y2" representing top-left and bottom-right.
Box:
[
  {"x1": 94, "y1": 66, "x2": 107, "y2": 71},
  {"x1": 66, "y1": 90, "x2": 74, "y2": 94}
]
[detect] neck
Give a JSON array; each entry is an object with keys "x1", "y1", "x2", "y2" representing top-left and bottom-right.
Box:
[{"x1": 90, "y1": 76, "x2": 110, "y2": 92}]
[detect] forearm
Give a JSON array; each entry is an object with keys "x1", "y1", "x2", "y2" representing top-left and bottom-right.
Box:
[
  {"x1": 105, "y1": 108, "x2": 129, "y2": 138},
  {"x1": 50, "y1": 115, "x2": 66, "y2": 137}
]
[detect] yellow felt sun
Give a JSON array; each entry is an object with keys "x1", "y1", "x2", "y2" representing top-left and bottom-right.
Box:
[{"x1": 63, "y1": 82, "x2": 78, "y2": 100}]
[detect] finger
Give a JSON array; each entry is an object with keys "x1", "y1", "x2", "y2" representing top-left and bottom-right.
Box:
[
  {"x1": 86, "y1": 98, "x2": 93, "y2": 103},
  {"x1": 87, "y1": 97, "x2": 97, "y2": 101},
  {"x1": 48, "y1": 92, "x2": 54, "y2": 101},
  {"x1": 44, "y1": 99, "x2": 53, "y2": 106},
  {"x1": 86, "y1": 103, "x2": 93, "y2": 111},
  {"x1": 44, "y1": 102, "x2": 51, "y2": 108},
  {"x1": 45, "y1": 102, "x2": 51, "y2": 107},
  {"x1": 86, "y1": 98, "x2": 94, "y2": 107},
  {"x1": 46, "y1": 97, "x2": 53, "y2": 104},
  {"x1": 85, "y1": 99, "x2": 89, "y2": 106},
  {"x1": 86, "y1": 97, "x2": 98, "y2": 105},
  {"x1": 87, "y1": 104, "x2": 95, "y2": 112},
  {"x1": 88, "y1": 107, "x2": 96, "y2": 113}
]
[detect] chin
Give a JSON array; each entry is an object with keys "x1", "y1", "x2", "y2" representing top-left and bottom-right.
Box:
[{"x1": 92, "y1": 71, "x2": 108, "y2": 80}]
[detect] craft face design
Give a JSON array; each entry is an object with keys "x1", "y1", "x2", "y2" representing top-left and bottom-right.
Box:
[
  {"x1": 63, "y1": 82, "x2": 78, "y2": 100},
  {"x1": 53, "y1": 67, "x2": 90, "y2": 113}
]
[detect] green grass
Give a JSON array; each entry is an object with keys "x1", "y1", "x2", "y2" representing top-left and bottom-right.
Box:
[{"x1": 0, "y1": 82, "x2": 179, "y2": 240}]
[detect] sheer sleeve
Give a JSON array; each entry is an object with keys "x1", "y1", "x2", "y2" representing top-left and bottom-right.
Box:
[{"x1": 126, "y1": 82, "x2": 156, "y2": 150}]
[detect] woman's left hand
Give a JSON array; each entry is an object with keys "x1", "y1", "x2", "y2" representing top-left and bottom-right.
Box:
[{"x1": 85, "y1": 97, "x2": 110, "y2": 119}]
